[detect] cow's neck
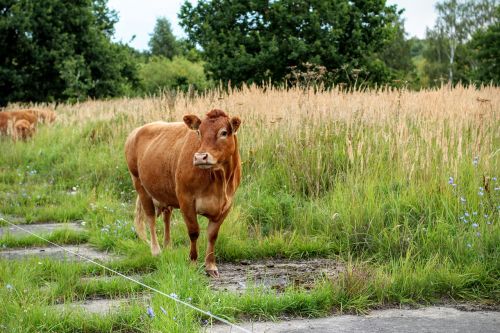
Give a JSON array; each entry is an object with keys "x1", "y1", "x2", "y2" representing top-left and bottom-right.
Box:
[{"x1": 211, "y1": 152, "x2": 238, "y2": 194}]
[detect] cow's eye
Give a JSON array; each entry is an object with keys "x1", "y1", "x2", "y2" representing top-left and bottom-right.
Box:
[{"x1": 220, "y1": 130, "x2": 228, "y2": 138}]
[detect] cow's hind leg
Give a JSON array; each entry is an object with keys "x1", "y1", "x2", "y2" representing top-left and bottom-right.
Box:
[
  {"x1": 133, "y1": 195, "x2": 148, "y2": 242},
  {"x1": 133, "y1": 177, "x2": 161, "y2": 256},
  {"x1": 162, "y1": 206, "x2": 173, "y2": 248}
]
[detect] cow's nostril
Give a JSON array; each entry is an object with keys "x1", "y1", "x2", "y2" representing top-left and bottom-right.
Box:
[{"x1": 202, "y1": 154, "x2": 208, "y2": 160}]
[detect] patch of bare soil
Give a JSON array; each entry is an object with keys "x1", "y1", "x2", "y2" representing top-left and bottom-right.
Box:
[{"x1": 210, "y1": 258, "x2": 344, "y2": 293}]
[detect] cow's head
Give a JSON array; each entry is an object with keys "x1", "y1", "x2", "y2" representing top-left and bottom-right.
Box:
[{"x1": 183, "y1": 109, "x2": 241, "y2": 169}]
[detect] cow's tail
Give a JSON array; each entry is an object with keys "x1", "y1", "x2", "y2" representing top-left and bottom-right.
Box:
[{"x1": 134, "y1": 196, "x2": 149, "y2": 242}]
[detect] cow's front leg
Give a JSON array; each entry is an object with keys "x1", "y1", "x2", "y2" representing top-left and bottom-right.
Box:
[
  {"x1": 205, "y1": 220, "x2": 222, "y2": 278},
  {"x1": 179, "y1": 203, "x2": 200, "y2": 263}
]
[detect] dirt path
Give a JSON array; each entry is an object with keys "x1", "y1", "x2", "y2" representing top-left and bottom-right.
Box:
[
  {"x1": 208, "y1": 307, "x2": 500, "y2": 333},
  {"x1": 210, "y1": 259, "x2": 344, "y2": 293}
]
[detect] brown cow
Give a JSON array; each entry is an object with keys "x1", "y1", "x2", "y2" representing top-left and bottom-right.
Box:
[
  {"x1": 13, "y1": 119, "x2": 36, "y2": 141},
  {"x1": 0, "y1": 111, "x2": 37, "y2": 136},
  {"x1": 125, "y1": 109, "x2": 241, "y2": 277}
]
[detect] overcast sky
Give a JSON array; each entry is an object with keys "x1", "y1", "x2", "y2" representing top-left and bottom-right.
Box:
[{"x1": 108, "y1": 0, "x2": 438, "y2": 51}]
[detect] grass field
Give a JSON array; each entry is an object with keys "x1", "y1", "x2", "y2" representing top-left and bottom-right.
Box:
[{"x1": 1, "y1": 84, "x2": 499, "y2": 332}]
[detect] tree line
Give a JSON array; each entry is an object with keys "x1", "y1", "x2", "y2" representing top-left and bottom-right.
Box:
[{"x1": 0, "y1": 0, "x2": 498, "y2": 105}]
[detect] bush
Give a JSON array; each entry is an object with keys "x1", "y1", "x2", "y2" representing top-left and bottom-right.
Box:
[{"x1": 138, "y1": 56, "x2": 210, "y2": 94}]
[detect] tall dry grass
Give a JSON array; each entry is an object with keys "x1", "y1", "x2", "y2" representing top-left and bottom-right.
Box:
[{"x1": 48, "y1": 84, "x2": 498, "y2": 178}]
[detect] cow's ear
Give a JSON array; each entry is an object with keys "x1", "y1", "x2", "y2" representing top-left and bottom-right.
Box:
[
  {"x1": 230, "y1": 117, "x2": 241, "y2": 134},
  {"x1": 183, "y1": 115, "x2": 201, "y2": 130}
]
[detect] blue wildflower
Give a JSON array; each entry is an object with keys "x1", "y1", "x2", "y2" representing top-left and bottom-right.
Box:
[
  {"x1": 147, "y1": 306, "x2": 155, "y2": 318},
  {"x1": 6, "y1": 284, "x2": 13, "y2": 291},
  {"x1": 473, "y1": 156, "x2": 479, "y2": 166},
  {"x1": 472, "y1": 211, "x2": 477, "y2": 216},
  {"x1": 472, "y1": 223, "x2": 478, "y2": 228},
  {"x1": 460, "y1": 197, "x2": 466, "y2": 203},
  {"x1": 484, "y1": 214, "x2": 489, "y2": 218},
  {"x1": 169, "y1": 293, "x2": 178, "y2": 299},
  {"x1": 492, "y1": 177, "x2": 497, "y2": 182},
  {"x1": 476, "y1": 232, "x2": 481, "y2": 237},
  {"x1": 466, "y1": 243, "x2": 472, "y2": 248},
  {"x1": 448, "y1": 177, "x2": 454, "y2": 185},
  {"x1": 464, "y1": 212, "x2": 470, "y2": 217},
  {"x1": 478, "y1": 191, "x2": 484, "y2": 196}
]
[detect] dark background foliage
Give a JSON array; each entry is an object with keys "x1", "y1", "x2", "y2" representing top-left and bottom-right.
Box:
[{"x1": 0, "y1": 0, "x2": 498, "y2": 105}]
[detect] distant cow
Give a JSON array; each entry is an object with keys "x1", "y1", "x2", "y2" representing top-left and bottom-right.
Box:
[
  {"x1": 0, "y1": 111, "x2": 37, "y2": 137},
  {"x1": 125, "y1": 109, "x2": 242, "y2": 277},
  {"x1": 13, "y1": 119, "x2": 36, "y2": 141}
]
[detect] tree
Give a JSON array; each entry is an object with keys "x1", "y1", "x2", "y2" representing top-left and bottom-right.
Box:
[
  {"x1": 469, "y1": 6, "x2": 500, "y2": 84},
  {"x1": 149, "y1": 17, "x2": 179, "y2": 59},
  {"x1": 179, "y1": 0, "x2": 400, "y2": 86},
  {"x1": 425, "y1": 0, "x2": 498, "y2": 85},
  {"x1": 0, "y1": 0, "x2": 138, "y2": 105},
  {"x1": 378, "y1": 17, "x2": 415, "y2": 82}
]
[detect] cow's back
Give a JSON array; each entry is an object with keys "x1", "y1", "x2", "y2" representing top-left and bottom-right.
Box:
[
  {"x1": 125, "y1": 121, "x2": 193, "y2": 207},
  {"x1": 11, "y1": 111, "x2": 37, "y2": 124}
]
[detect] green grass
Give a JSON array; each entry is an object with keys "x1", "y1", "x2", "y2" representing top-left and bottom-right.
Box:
[{"x1": 0, "y1": 89, "x2": 499, "y2": 332}]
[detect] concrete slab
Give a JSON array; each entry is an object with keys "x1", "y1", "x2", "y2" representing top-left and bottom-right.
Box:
[
  {"x1": 208, "y1": 307, "x2": 500, "y2": 333},
  {"x1": 0, "y1": 222, "x2": 84, "y2": 237},
  {"x1": 53, "y1": 294, "x2": 151, "y2": 314},
  {"x1": 0, "y1": 244, "x2": 115, "y2": 262}
]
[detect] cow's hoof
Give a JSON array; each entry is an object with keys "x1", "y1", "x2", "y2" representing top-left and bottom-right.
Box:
[
  {"x1": 206, "y1": 269, "x2": 219, "y2": 278},
  {"x1": 151, "y1": 247, "x2": 161, "y2": 257}
]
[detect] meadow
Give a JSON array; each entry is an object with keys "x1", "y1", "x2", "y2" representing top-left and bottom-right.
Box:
[{"x1": 0, "y1": 84, "x2": 499, "y2": 332}]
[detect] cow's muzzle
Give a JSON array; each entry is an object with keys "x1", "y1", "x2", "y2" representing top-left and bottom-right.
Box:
[{"x1": 193, "y1": 152, "x2": 216, "y2": 169}]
